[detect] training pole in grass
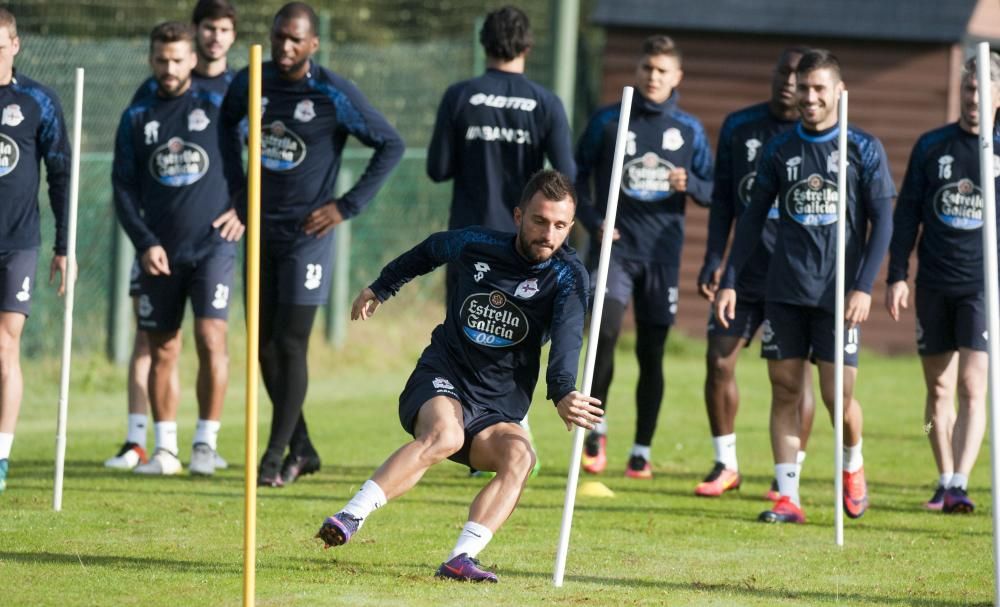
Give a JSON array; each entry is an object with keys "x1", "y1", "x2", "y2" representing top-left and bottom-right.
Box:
[
  {"x1": 553, "y1": 85, "x2": 633, "y2": 588},
  {"x1": 243, "y1": 44, "x2": 263, "y2": 607},
  {"x1": 833, "y1": 90, "x2": 848, "y2": 546},
  {"x1": 53, "y1": 67, "x2": 83, "y2": 512},
  {"x1": 974, "y1": 41, "x2": 1000, "y2": 607}
]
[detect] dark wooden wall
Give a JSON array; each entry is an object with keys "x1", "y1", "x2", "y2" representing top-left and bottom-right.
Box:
[{"x1": 598, "y1": 28, "x2": 954, "y2": 354}]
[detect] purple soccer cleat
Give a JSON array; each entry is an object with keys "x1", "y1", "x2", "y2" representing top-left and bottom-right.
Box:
[
  {"x1": 943, "y1": 487, "x2": 975, "y2": 514},
  {"x1": 316, "y1": 512, "x2": 360, "y2": 549},
  {"x1": 435, "y1": 553, "x2": 498, "y2": 583}
]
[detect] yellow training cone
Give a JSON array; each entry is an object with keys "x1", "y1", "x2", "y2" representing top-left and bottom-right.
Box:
[{"x1": 578, "y1": 481, "x2": 615, "y2": 498}]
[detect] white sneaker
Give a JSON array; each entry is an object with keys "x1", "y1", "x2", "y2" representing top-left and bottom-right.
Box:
[
  {"x1": 133, "y1": 449, "x2": 182, "y2": 475},
  {"x1": 104, "y1": 442, "x2": 148, "y2": 470},
  {"x1": 189, "y1": 443, "x2": 217, "y2": 476},
  {"x1": 214, "y1": 451, "x2": 228, "y2": 470}
]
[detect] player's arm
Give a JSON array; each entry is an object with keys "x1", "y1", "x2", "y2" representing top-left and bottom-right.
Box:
[
  {"x1": 848, "y1": 136, "x2": 896, "y2": 327},
  {"x1": 111, "y1": 111, "x2": 166, "y2": 275},
  {"x1": 543, "y1": 93, "x2": 577, "y2": 181},
  {"x1": 546, "y1": 261, "x2": 603, "y2": 430},
  {"x1": 354, "y1": 228, "x2": 475, "y2": 320},
  {"x1": 426, "y1": 86, "x2": 457, "y2": 182},
  {"x1": 36, "y1": 87, "x2": 72, "y2": 294},
  {"x1": 885, "y1": 138, "x2": 926, "y2": 321},
  {"x1": 674, "y1": 120, "x2": 714, "y2": 207},
  {"x1": 573, "y1": 110, "x2": 611, "y2": 237},
  {"x1": 218, "y1": 71, "x2": 249, "y2": 222},
  {"x1": 698, "y1": 117, "x2": 736, "y2": 300},
  {"x1": 715, "y1": 141, "x2": 779, "y2": 327}
]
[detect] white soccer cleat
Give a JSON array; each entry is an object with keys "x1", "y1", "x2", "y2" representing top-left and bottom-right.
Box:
[
  {"x1": 189, "y1": 443, "x2": 217, "y2": 476},
  {"x1": 133, "y1": 449, "x2": 183, "y2": 476},
  {"x1": 104, "y1": 442, "x2": 148, "y2": 470},
  {"x1": 214, "y1": 451, "x2": 228, "y2": 470}
]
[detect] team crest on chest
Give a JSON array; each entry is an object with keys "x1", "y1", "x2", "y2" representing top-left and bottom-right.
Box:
[
  {"x1": 661, "y1": 127, "x2": 684, "y2": 151},
  {"x1": 745, "y1": 138, "x2": 761, "y2": 162},
  {"x1": 294, "y1": 99, "x2": 316, "y2": 123},
  {"x1": 144, "y1": 121, "x2": 160, "y2": 145},
  {"x1": 1, "y1": 104, "x2": 24, "y2": 127},
  {"x1": 514, "y1": 278, "x2": 539, "y2": 299},
  {"x1": 188, "y1": 108, "x2": 210, "y2": 132}
]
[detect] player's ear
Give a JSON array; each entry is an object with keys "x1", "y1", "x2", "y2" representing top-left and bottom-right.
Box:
[
  {"x1": 10, "y1": 35, "x2": 19, "y2": 57},
  {"x1": 513, "y1": 206, "x2": 523, "y2": 228}
]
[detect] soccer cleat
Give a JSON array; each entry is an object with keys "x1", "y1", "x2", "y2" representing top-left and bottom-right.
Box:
[
  {"x1": 625, "y1": 454, "x2": 652, "y2": 479},
  {"x1": 843, "y1": 467, "x2": 869, "y2": 519},
  {"x1": 581, "y1": 432, "x2": 607, "y2": 474},
  {"x1": 470, "y1": 468, "x2": 496, "y2": 479},
  {"x1": 133, "y1": 449, "x2": 182, "y2": 476},
  {"x1": 104, "y1": 441, "x2": 149, "y2": 470},
  {"x1": 280, "y1": 453, "x2": 321, "y2": 484},
  {"x1": 694, "y1": 462, "x2": 742, "y2": 497},
  {"x1": 435, "y1": 553, "x2": 499, "y2": 583},
  {"x1": 765, "y1": 478, "x2": 780, "y2": 502},
  {"x1": 316, "y1": 512, "x2": 361, "y2": 548},
  {"x1": 0, "y1": 458, "x2": 7, "y2": 494},
  {"x1": 214, "y1": 452, "x2": 229, "y2": 470},
  {"x1": 924, "y1": 485, "x2": 946, "y2": 511},
  {"x1": 758, "y1": 496, "x2": 806, "y2": 524},
  {"x1": 257, "y1": 456, "x2": 284, "y2": 488},
  {"x1": 943, "y1": 487, "x2": 975, "y2": 514},
  {"x1": 189, "y1": 443, "x2": 218, "y2": 476}
]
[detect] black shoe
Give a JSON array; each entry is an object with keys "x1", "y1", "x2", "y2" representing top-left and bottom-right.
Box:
[
  {"x1": 257, "y1": 456, "x2": 284, "y2": 488},
  {"x1": 281, "y1": 453, "x2": 321, "y2": 484}
]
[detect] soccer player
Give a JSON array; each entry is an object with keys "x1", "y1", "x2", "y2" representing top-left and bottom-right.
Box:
[
  {"x1": 426, "y1": 5, "x2": 575, "y2": 477},
  {"x1": 315, "y1": 170, "x2": 599, "y2": 582},
  {"x1": 112, "y1": 21, "x2": 243, "y2": 476},
  {"x1": 220, "y1": 2, "x2": 404, "y2": 487},
  {"x1": 716, "y1": 49, "x2": 895, "y2": 523},
  {"x1": 576, "y1": 35, "x2": 712, "y2": 479},
  {"x1": 694, "y1": 48, "x2": 817, "y2": 498},
  {"x1": 885, "y1": 52, "x2": 1000, "y2": 514},
  {"x1": 106, "y1": 0, "x2": 238, "y2": 471},
  {"x1": 0, "y1": 8, "x2": 72, "y2": 494}
]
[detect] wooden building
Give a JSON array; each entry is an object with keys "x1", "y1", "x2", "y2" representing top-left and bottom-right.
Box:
[{"x1": 589, "y1": 0, "x2": 1000, "y2": 353}]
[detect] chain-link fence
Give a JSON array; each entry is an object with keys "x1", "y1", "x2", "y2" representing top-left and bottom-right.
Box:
[{"x1": 8, "y1": 0, "x2": 602, "y2": 358}]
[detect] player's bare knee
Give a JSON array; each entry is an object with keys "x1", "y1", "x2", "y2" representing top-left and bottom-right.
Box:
[
  {"x1": 417, "y1": 425, "x2": 465, "y2": 461},
  {"x1": 706, "y1": 350, "x2": 736, "y2": 383}
]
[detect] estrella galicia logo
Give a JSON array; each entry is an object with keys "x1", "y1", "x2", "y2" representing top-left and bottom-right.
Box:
[
  {"x1": 933, "y1": 178, "x2": 983, "y2": 230},
  {"x1": 0, "y1": 132, "x2": 19, "y2": 177},
  {"x1": 149, "y1": 137, "x2": 209, "y2": 187},
  {"x1": 461, "y1": 290, "x2": 529, "y2": 348},
  {"x1": 622, "y1": 152, "x2": 675, "y2": 202},
  {"x1": 785, "y1": 173, "x2": 838, "y2": 226},
  {"x1": 261, "y1": 120, "x2": 307, "y2": 171}
]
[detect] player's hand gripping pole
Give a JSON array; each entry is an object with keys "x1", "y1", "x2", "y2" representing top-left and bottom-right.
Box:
[
  {"x1": 553, "y1": 86, "x2": 633, "y2": 587},
  {"x1": 53, "y1": 67, "x2": 83, "y2": 512},
  {"x1": 973, "y1": 41, "x2": 1000, "y2": 607},
  {"x1": 833, "y1": 90, "x2": 848, "y2": 546},
  {"x1": 243, "y1": 45, "x2": 263, "y2": 607}
]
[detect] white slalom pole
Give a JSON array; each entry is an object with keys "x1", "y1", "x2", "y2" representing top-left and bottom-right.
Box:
[
  {"x1": 53, "y1": 67, "x2": 84, "y2": 512},
  {"x1": 833, "y1": 90, "x2": 848, "y2": 546},
  {"x1": 553, "y1": 86, "x2": 633, "y2": 587},
  {"x1": 974, "y1": 42, "x2": 1000, "y2": 607}
]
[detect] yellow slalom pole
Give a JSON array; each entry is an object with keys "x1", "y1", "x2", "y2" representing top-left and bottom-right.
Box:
[{"x1": 243, "y1": 44, "x2": 263, "y2": 607}]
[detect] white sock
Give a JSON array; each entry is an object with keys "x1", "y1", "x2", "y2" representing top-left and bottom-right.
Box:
[
  {"x1": 631, "y1": 444, "x2": 651, "y2": 461},
  {"x1": 939, "y1": 472, "x2": 953, "y2": 488},
  {"x1": 843, "y1": 439, "x2": 863, "y2": 473},
  {"x1": 594, "y1": 418, "x2": 608, "y2": 435},
  {"x1": 127, "y1": 414, "x2": 148, "y2": 448},
  {"x1": 713, "y1": 433, "x2": 737, "y2": 470},
  {"x1": 949, "y1": 473, "x2": 969, "y2": 491},
  {"x1": 342, "y1": 480, "x2": 388, "y2": 527},
  {"x1": 154, "y1": 421, "x2": 178, "y2": 455},
  {"x1": 775, "y1": 462, "x2": 800, "y2": 506},
  {"x1": 449, "y1": 521, "x2": 493, "y2": 560},
  {"x1": 193, "y1": 419, "x2": 221, "y2": 450},
  {"x1": 0, "y1": 432, "x2": 13, "y2": 459},
  {"x1": 796, "y1": 450, "x2": 807, "y2": 476}
]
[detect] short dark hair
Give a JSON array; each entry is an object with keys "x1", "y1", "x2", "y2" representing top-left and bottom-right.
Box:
[
  {"x1": 274, "y1": 2, "x2": 318, "y2": 36},
  {"x1": 0, "y1": 8, "x2": 16, "y2": 38},
  {"x1": 963, "y1": 52, "x2": 1000, "y2": 84},
  {"x1": 192, "y1": 0, "x2": 237, "y2": 28},
  {"x1": 796, "y1": 48, "x2": 841, "y2": 81},
  {"x1": 519, "y1": 170, "x2": 576, "y2": 209},
  {"x1": 479, "y1": 6, "x2": 532, "y2": 62},
  {"x1": 642, "y1": 35, "x2": 680, "y2": 62},
  {"x1": 149, "y1": 21, "x2": 196, "y2": 55}
]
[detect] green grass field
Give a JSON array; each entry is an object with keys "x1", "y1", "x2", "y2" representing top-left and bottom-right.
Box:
[{"x1": 2, "y1": 304, "x2": 996, "y2": 606}]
